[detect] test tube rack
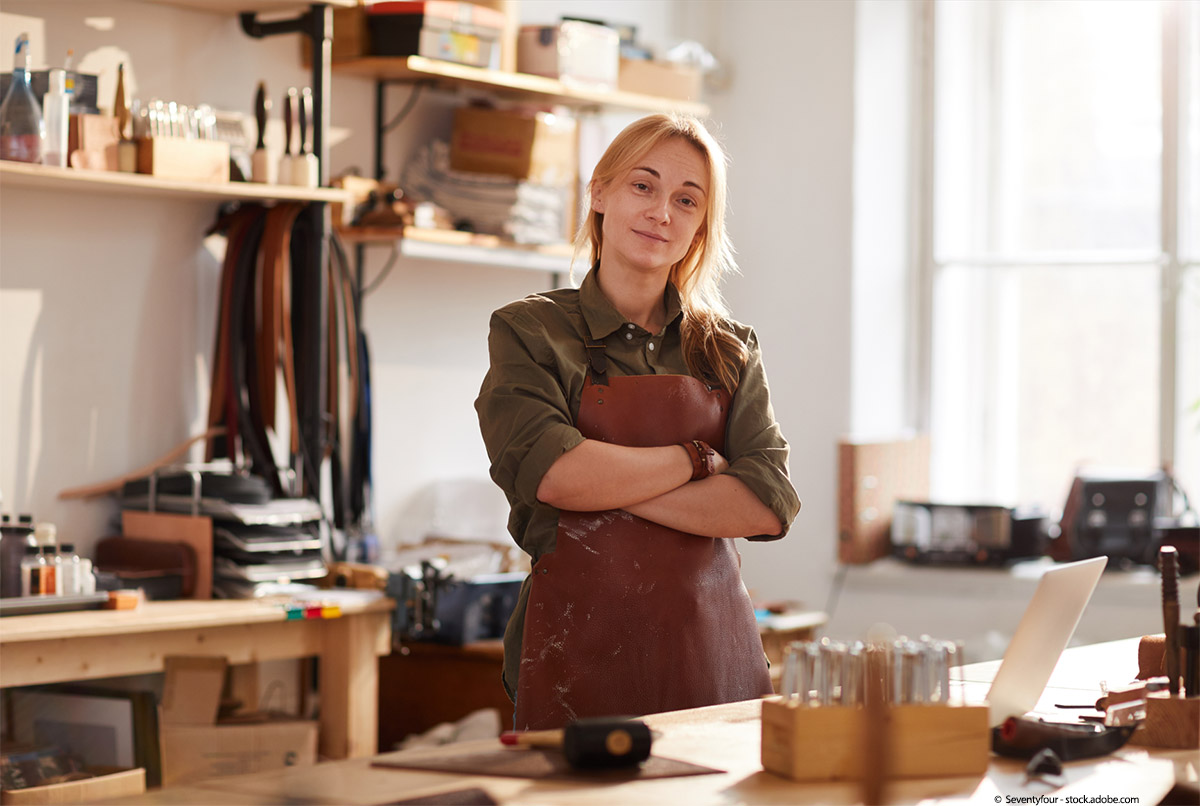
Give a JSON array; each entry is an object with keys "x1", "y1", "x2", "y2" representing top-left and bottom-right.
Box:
[{"x1": 760, "y1": 699, "x2": 990, "y2": 782}]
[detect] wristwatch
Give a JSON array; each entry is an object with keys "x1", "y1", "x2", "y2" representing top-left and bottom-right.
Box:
[{"x1": 682, "y1": 440, "x2": 717, "y2": 481}]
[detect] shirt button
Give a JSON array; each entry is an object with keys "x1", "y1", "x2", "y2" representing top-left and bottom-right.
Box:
[
  {"x1": 627, "y1": 323, "x2": 635, "y2": 329},
  {"x1": 648, "y1": 342, "x2": 655, "y2": 351},
  {"x1": 625, "y1": 332, "x2": 633, "y2": 340}
]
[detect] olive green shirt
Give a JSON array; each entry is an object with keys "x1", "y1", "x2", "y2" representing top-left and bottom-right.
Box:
[{"x1": 475, "y1": 268, "x2": 801, "y2": 699}]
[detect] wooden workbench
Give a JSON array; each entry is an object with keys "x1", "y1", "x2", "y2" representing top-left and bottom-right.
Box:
[
  {"x1": 0, "y1": 597, "x2": 393, "y2": 759},
  {"x1": 119, "y1": 637, "x2": 1195, "y2": 804}
]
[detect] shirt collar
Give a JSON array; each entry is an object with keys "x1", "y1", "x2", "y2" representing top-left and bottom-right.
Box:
[{"x1": 580, "y1": 265, "x2": 684, "y2": 340}]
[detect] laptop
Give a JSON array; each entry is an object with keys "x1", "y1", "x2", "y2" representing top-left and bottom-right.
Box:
[{"x1": 985, "y1": 556, "x2": 1108, "y2": 727}]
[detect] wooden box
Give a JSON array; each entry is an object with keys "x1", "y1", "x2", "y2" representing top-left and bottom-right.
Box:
[
  {"x1": 761, "y1": 699, "x2": 989, "y2": 781},
  {"x1": 1128, "y1": 693, "x2": 1199, "y2": 749},
  {"x1": 136, "y1": 137, "x2": 230, "y2": 184},
  {"x1": 1, "y1": 767, "x2": 145, "y2": 805},
  {"x1": 836, "y1": 435, "x2": 930, "y2": 564}
]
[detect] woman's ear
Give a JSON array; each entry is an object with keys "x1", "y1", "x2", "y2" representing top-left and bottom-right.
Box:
[{"x1": 590, "y1": 183, "x2": 606, "y2": 214}]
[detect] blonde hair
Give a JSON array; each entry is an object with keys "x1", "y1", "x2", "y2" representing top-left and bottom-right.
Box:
[{"x1": 574, "y1": 113, "x2": 748, "y2": 392}]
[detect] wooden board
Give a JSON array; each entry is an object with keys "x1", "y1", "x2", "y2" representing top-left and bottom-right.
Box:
[
  {"x1": 0, "y1": 162, "x2": 352, "y2": 204},
  {"x1": 122, "y1": 509, "x2": 214, "y2": 600},
  {"x1": 332, "y1": 56, "x2": 710, "y2": 117}
]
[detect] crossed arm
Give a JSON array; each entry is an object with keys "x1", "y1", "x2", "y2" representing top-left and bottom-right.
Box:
[{"x1": 536, "y1": 439, "x2": 783, "y2": 539}]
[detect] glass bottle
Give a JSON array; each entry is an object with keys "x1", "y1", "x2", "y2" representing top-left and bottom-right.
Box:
[
  {"x1": 38, "y1": 545, "x2": 56, "y2": 595},
  {"x1": 20, "y1": 544, "x2": 40, "y2": 597},
  {"x1": 0, "y1": 33, "x2": 45, "y2": 163}
]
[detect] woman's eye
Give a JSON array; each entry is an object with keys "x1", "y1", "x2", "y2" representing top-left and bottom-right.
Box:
[
  {"x1": 678, "y1": 197, "x2": 696, "y2": 208},
  {"x1": 633, "y1": 182, "x2": 649, "y2": 191}
]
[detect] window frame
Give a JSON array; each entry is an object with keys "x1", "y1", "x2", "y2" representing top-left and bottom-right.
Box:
[{"x1": 911, "y1": 0, "x2": 1198, "y2": 501}]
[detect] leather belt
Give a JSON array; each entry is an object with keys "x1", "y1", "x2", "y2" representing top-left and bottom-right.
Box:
[{"x1": 204, "y1": 205, "x2": 371, "y2": 544}]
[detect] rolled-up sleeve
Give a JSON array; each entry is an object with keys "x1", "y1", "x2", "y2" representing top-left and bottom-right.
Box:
[
  {"x1": 722, "y1": 327, "x2": 801, "y2": 541},
  {"x1": 475, "y1": 310, "x2": 585, "y2": 512}
]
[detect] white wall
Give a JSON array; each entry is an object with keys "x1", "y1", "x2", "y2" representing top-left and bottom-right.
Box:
[
  {"x1": 704, "y1": 0, "x2": 857, "y2": 611},
  {"x1": 0, "y1": 1, "x2": 859, "y2": 619}
]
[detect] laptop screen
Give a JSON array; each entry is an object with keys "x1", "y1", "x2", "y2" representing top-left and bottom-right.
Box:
[{"x1": 985, "y1": 556, "x2": 1108, "y2": 727}]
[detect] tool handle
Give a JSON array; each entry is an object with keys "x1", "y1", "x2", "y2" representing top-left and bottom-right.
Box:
[
  {"x1": 254, "y1": 81, "x2": 268, "y2": 150},
  {"x1": 499, "y1": 729, "x2": 563, "y2": 749},
  {"x1": 283, "y1": 88, "x2": 296, "y2": 156},
  {"x1": 1161, "y1": 546, "x2": 1181, "y2": 695},
  {"x1": 300, "y1": 87, "x2": 312, "y2": 155}
]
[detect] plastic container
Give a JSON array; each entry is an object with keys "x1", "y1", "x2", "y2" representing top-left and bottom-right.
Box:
[
  {"x1": 0, "y1": 33, "x2": 45, "y2": 163},
  {"x1": 59, "y1": 542, "x2": 81, "y2": 595},
  {"x1": 42, "y1": 67, "x2": 69, "y2": 167}
]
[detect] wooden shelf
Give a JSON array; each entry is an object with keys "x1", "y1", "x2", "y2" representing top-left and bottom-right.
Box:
[
  {"x1": 138, "y1": 0, "x2": 355, "y2": 12},
  {"x1": 333, "y1": 56, "x2": 711, "y2": 117},
  {"x1": 0, "y1": 162, "x2": 353, "y2": 205},
  {"x1": 339, "y1": 225, "x2": 578, "y2": 273}
]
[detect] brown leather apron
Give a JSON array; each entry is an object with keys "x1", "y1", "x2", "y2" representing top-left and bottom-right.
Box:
[{"x1": 514, "y1": 340, "x2": 772, "y2": 730}]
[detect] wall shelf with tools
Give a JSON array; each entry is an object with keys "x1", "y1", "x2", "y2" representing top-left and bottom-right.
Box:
[
  {"x1": 335, "y1": 53, "x2": 709, "y2": 284},
  {"x1": 336, "y1": 224, "x2": 575, "y2": 273},
  {"x1": 0, "y1": 161, "x2": 353, "y2": 204},
  {"x1": 334, "y1": 54, "x2": 710, "y2": 117}
]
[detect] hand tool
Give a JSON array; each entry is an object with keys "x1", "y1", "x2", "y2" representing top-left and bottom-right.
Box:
[
  {"x1": 279, "y1": 87, "x2": 296, "y2": 186},
  {"x1": 251, "y1": 81, "x2": 271, "y2": 183},
  {"x1": 1160, "y1": 546, "x2": 1181, "y2": 695},
  {"x1": 500, "y1": 717, "x2": 652, "y2": 770},
  {"x1": 291, "y1": 87, "x2": 318, "y2": 187}
]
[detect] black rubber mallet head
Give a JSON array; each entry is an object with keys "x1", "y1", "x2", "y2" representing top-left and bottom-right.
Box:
[{"x1": 500, "y1": 717, "x2": 653, "y2": 769}]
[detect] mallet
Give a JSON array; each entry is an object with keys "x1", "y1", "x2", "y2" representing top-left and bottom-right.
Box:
[{"x1": 500, "y1": 717, "x2": 653, "y2": 769}]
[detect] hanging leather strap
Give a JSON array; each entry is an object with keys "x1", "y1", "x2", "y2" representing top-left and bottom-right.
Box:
[{"x1": 257, "y1": 202, "x2": 304, "y2": 459}]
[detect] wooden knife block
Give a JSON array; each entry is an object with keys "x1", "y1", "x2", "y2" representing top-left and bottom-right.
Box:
[
  {"x1": 761, "y1": 699, "x2": 990, "y2": 781},
  {"x1": 1128, "y1": 693, "x2": 1199, "y2": 749},
  {"x1": 137, "y1": 137, "x2": 230, "y2": 183}
]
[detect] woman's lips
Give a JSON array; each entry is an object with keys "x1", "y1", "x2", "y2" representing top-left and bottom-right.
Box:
[{"x1": 633, "y1": 229, "x2": 667, "y2": 243}]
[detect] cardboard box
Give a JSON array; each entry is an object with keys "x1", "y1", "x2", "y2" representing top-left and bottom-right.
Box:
[
  {"x1": 368, "y1": 1, "x2": 504, "y2": 68},
  {"x1": 159, "y1": 719, "x2": 317, "y2": 787},
  {"x1": 517, "y1": 21, "x2": 619, "y2": 90},
  {"x1": 618, "y1": 58, "x2": 702, "y2": 101},
  {"x1": 158, "y1": 655, "x2": 318, "y2": 787},
  {"x1": 1, "y1": 767, "x2": 145, "y2": 805},
  {"x1": 449, "y1": 106, "x2": 577, "y2": 185},
  {"x1": 304, "y1": 2, "x2": 505, "y2": 69}
]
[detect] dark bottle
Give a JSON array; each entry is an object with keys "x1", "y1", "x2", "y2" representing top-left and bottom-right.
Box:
[
  {"x1": 0, "y1": 514, "x2": 37, "y2": 597},
  {"x1": 0, "y1": 33, "x2": 45, "y2": 163}
]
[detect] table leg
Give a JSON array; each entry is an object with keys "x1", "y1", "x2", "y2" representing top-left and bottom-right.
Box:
[{"x1": 318, "y1": 610, "x2": 390, "y2": 758}]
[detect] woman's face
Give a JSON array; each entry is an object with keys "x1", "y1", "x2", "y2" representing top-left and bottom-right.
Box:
[{"x1": 592, "y1": 137, "x2": 709, "y2": 279}]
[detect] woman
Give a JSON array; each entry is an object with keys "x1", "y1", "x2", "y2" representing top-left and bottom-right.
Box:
[{"x1": 476, "y1": 113, "x2": 801, "y2": 730}]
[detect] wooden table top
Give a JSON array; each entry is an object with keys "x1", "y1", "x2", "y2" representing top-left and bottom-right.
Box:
[
  {"x1": 119, "y1": 638, "x2": 1193, "y2": 805},
  {"x1": 0, "y1": 595, "x2": 393, "y2": 643}
]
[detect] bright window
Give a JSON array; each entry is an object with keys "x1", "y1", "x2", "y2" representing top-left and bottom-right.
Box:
[{"x1": 925, "y1": 0, "x2": 1199, "y2": 509}]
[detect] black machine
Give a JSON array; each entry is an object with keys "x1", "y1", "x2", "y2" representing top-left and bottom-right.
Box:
[
  {"x1": 1051, "y1": 469, "x2": 1198, "y2": 572},
  {"x1": 891, "y1": 501, "x2": 1047, "y2": 566},
  {"x1": 386, "y1": 559, "x2": 523, "y2": 645}
]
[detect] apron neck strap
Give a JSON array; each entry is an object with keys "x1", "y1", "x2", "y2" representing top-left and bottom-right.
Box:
[{"x1": 585, "y1": 338, "x2": 608, "y2": 386}]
